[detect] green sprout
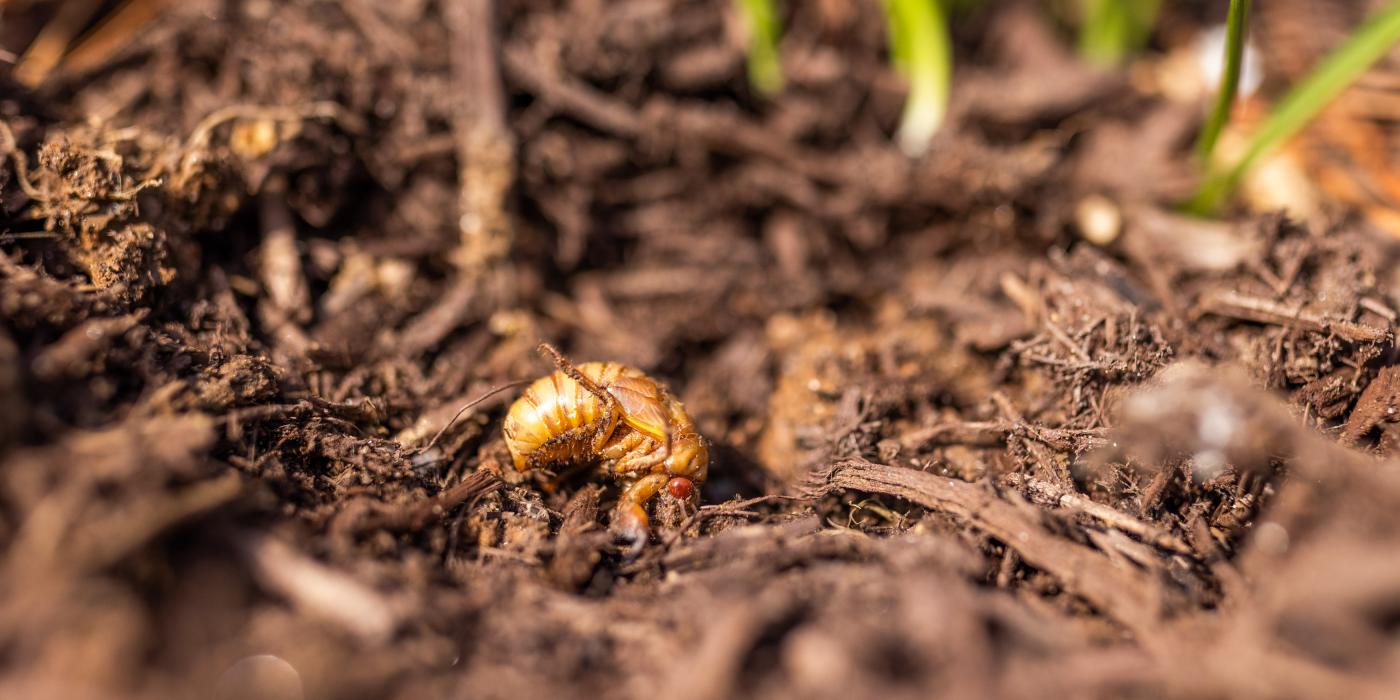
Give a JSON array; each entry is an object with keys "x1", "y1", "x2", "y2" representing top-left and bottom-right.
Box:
[
  {"x1": 883, "y1": 0, "x2": 953, "y2": 156},
  {"x1": 1193, "y1": 0, "x2": 1251, "y2": 165},
  {"x1": 1077, "y1": 0, "x2": 1161, "y2": 67},
  {"x1": 1188, "y1": 1, "x2": 1400, "y2": 214},
  {"x1": 733, "y1": 0, "x2": 952, "y2": 155},
  {"x1": 736, "y1": 0, "x2": 785, "y2": 96}
]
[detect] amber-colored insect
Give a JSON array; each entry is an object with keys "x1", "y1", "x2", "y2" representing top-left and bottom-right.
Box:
[{"x1": 503, "y1": 344, "x2": 708, "y2": 551}]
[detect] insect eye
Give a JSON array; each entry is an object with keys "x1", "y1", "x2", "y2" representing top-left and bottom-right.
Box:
[{"x1": 666, "y1": 477, "x2": 695, "y2": 500}]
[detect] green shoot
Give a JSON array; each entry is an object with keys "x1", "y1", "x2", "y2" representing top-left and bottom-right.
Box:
[
  {"x1": 1193, "y1": 0, "x2": 1251, "y2": 165},
  {"x1": 1077, "y1": 0, "x2": 1161, "y2": 67},
  {"x1": 1188, "y1": 2, "x2": 1400, "y2": 214},
  {"x1": 883, "y1": 0, "x2": 953, "y2": 156},
  {"x1": 736, "y1": 0, "x2": 785, "y2": 96}
]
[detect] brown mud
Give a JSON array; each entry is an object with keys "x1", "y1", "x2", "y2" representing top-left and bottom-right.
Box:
[{"x1": 3, "y1": 1, "x2": 1400, "y2": 698}]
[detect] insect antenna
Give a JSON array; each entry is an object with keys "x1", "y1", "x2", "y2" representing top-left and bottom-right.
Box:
[
  {"x1": 419, "y1": 379, "x2": 531, "y2": 454},
  {"x1": 537, "y1": 342, "x2": 616, "y2": 408}
]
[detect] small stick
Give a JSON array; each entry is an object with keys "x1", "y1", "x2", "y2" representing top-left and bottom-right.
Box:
[
  {"x1": 1360, "y1": 297, "x2": 1397, "y2": 322},
  {"x1": 258, "y1": 186, "x2": 311, "y2": 321},
  {"x1": 333, "y1": 470, "x2": 502, "y2": 537},
  {"x1": 995, "y1": 546, "x2": 1019, "y2": 588},
  {"x1": 1197, "y1": 290, "x2": 1391, "y2": 343},
  {"x1": 49, "y1": 0, "x2": 170, "y2": 78},
  {"x1": 445, "y1": 0, "x2": 514, "y2": 271},
  {"x1": 500, "y1": 44, "x2": 645, "y2": 137},
  {"x1": 899, "y1": 420, "x2": 1108, "y2": 452},
  {"x1": 237, "y1": 532, "x2": 396, "y2": 642},
  {"x1": 255, "y1": 183, "x2": 313, "y2": 357},
  {"x1": 992, "y1": 392, "x2": 1073, "y2": 487},
  {"x1": 1046, "y1": 320, "x2": 1094, "y2": 364},
  {"x1": 1019, "y1": 476, "x2": 1192, "y2": 555},
  {"x1": 13, "y1": 0, "x2": 104, "y2": 86}
]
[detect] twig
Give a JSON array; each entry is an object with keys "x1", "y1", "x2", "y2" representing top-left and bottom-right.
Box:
[
  {"x1": 1359, "y1": 297, "x2": 1397, "y2": 322},
  {"x1": 237, "y1": 532, "x2": 397, "y2": 642},
  {"x1": 900, "y1": 420, "x2": 1108, "y2": 452},
  {"x1": 30, "y1": 311, "x2": 146, "y2": 380},
  {"x1": 445, "y1": 0, "x2": 514, "y2": 271},
  {"x1": 500, "y1": 50, "x2": 812, "y2": 175},
  {"x1": 501, "y1": 44, "x2": 644, "y2": 137},
  {"x1": 50, "y1": 0, "x2": 170, "y2": 78},
  {"x1": 73, "y1": 471, "x2": 243, "y2": 573},
  {"x1": 1013, "y1": 475, "x2": 1192, "y2": 554},
  {"x1": 256, "y1": 182, "x2": 313, "y2": 357},
  {"x1": 809, "y1": 459, "x2": 1161, "y2": 636},
  {"x1": 991, "y1": 392, "x2": 1074, "y2": 486},
  {"x1": 392, "y1": 277, "x2": 480, "y2": 357},
  {"x1": 13, "y1": 0, "x2": 105, "y2": 86},
  {"x1": 1046, "y1": 321, "x2": 1094, "y2": 363},
  {"x1": 1197, "y1": 290, "x2": 1391, "y2": 343},
  {"x1": 390, "y1": 1, "x2": 518, "y2": 355},
  {"x1": 330, "y1": 471, "x2": 501, "y2": 539},
  {"x1": 900, "y1": 420, "x2": 1007, "y2": 448},
  {"x1": 547, "y1": 485, "x2": 606, "y2": 588}
]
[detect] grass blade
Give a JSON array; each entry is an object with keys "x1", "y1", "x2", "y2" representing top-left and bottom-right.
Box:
[
  {"x1": 737, "y1": 0, "x2": 785, "y2": 96},
  {"x1": 884, "y1": 0, "x2": 953, "y2": 156},
  {"x1": 1189, "y1": 2, "x2": 1400, "y2": 214},
  {"x1": 1078, "y1": 0, "x2": 1161, "y2": 67},
  {"x1": 1193, "y1": 0, "x2": 1251, "y2": 164}
]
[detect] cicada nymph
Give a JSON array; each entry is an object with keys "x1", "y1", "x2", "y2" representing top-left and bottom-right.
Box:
[{"x1": 502, "y1": 344, "x2": 708, "y2": 553}]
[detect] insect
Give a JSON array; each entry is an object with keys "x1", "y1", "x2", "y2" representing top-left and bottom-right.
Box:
[{"x1": 503, "y1": 344, "x2": 708, "y2": 552}]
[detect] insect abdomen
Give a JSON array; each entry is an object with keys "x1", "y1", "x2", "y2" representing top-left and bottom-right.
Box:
[{"x1": 502, "y1": 361, "x2": 628, "y2": 470}]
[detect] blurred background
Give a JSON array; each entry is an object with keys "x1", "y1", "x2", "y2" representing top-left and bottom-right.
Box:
[{"x1": 3, "y1": 1, "x2": 1400, "y2": 699}]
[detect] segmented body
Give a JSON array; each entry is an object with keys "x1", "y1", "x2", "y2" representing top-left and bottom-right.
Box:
[
  {"x1": 503, "y1": 361, "x2": 630, "y2": 470},
  {"x1": 502, "y1": 357, "x2": 708, "y2": 543}
]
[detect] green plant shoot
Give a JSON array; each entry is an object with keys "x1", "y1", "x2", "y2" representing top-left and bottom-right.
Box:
[
  {"x1": 884, "y1": 0, "x2": 953, "y2": 156},
  {"x1": 737, "y1": 0, "x2": 784, "y2": 96},
  {"x1": 1077, "y1": 0, "x2": 1161, "y2": 66},
  {"x1": 1189, "y1": 1, "x2": 1400, "y2": 214},
  {"x1": 1193, "y1": 0, "x2": 1251, "y2": 165}
]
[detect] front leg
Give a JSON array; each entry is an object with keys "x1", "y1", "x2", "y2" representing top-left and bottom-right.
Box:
[
  {"x1": 612, "y1": 473, "x2": 670, "y2": 559},
  {"x1": 587, "y1": 405, "x2": 622, "y2": 455},
  {"x1": 598, "y1": 430, "x2": 667, "y2": 476},
  {"x1": 539, "y1": 343, "x2": 616, "y2": 409}
]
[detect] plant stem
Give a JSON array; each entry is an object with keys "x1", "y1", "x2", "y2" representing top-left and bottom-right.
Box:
[
  {"x1": 1188, "y1": 1, "x2": 1400, "y2": 214},
  {"x1": 737, "y1": 0, "x2": 784, "y2": 96},
  {"x1": 885, "y1": 0, "x2": 952, "y2": 156},
  {"x1": 1193, "y1": 0, "x2": 1251, "y2": 165},
  {"x1": 1078, "y1": 0, "x2": 1161, "y2": 67}
]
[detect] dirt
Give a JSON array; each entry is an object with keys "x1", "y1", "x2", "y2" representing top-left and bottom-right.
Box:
[{"x1": 3, "y1": 1, "x2": 1400, "y2": 698}]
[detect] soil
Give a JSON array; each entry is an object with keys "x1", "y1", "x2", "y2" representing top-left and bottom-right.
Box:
[{"x1": 3, "y1": 1, "x2": 1400, "y2": 699}]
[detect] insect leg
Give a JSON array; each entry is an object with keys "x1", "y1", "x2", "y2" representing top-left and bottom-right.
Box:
[
  {"x1": 596, "y1": 429, "x2": 645, "y2": 462},
  {"x1": 608, "y1": 436, "x2": 667, "y2": 474},
  {"x1": 613, "y1": 473, "x2": 669, "y2": 559},
  {"x1": 538, "y1": 343, "x2": 624, "y2": 453}
]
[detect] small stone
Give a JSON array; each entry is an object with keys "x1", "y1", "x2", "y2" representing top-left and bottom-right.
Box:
[{"x1": 1075, "y1": 194, "x2": 1122, "y2": 246}]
